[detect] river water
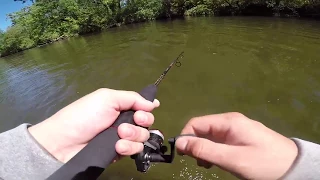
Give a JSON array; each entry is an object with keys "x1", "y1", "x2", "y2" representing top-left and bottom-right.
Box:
[{"x1": 1, "y1": 16, "x2": 320, "y2": 179}]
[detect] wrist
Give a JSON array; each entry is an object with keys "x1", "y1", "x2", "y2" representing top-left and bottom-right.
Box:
[
  {"x1": 280, "y1": 138, "x2": 319, "y2": 180},
  {"x1": 278, "y1": 138, "x2": 299, "y2": 179},
  {"x1": 28, "y1": 118, "x2": 67, "y2": 163}
]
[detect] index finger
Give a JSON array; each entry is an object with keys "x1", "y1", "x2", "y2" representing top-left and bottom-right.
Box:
[
  {"x1": 107, "y1": 89, "x2": 160, "y2": 112},
  {"x1": 181, "y1": 112, "x2": 246, "y2": 142}
]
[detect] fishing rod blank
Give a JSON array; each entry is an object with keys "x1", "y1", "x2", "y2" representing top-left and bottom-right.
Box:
[{"x1": 46, "y1": 52, "x2": 184, "y2": 180}]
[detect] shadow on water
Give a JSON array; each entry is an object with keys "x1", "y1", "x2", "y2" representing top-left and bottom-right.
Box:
[{"x1": 1, "y1": 16, "x2": 320, "y2": 179}]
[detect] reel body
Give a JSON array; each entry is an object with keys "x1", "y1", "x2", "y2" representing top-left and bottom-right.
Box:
[{"x1": 131, "y1": 130, "x2": 176, "y2": 173}]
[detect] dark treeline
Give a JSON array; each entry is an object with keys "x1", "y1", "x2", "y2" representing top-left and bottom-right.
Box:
[{"x1": 1, "y1": 0, "x2": 320, "y2": 57}]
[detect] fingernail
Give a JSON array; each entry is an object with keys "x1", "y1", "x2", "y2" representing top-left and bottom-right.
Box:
[{"x1": 175, "y1": 138, "x2": 188, "y2": 150}]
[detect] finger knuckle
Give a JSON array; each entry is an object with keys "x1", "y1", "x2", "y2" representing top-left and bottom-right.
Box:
[
  {"x1": 189, "y1": 117, "x2": 200, "y2": 125},
  {"x1": 117, "y1": 124, "x2": 128, "y2": 137},
  {"x1": 115, "y1": 140, "x2": 127, "y2": 153},
  {"x1": 140, "y1": 128, "x2": 150, "y2": 140},
  {"x1": 253, "y1": 120, "x2": 265, "y2": 127},
  {"x1": 118, "y1": 123, "x2": 128, "y2": 130},
  {"x1": 132, "y1": 126, "x2": 141, "y2": 138},
  {"x1": 95, "y1": 88, "x2": 112, "y2": 98},
  {"x1": 132, "y1": 126, "x2": 148, "y2": 141},
  {"x1": 129, "y1": 90, "x2": 140, "y2": 97},
  {"x1": 96, "y1": 88, "x2": 109, "y2": 94},
  {"x1": 224, "y1": 112, "x2": 245, "y2": 120},
  {"x1": 182, "y1": 117, "x2": 198, "y2": 130}
]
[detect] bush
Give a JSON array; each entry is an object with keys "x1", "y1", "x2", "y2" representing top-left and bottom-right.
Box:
[
  {"x1": 1, "y1": 0, "x2": 320, "y2": 57},
  {"x1": 185, "y1": 4, "x2": 213, "y2": 16}
]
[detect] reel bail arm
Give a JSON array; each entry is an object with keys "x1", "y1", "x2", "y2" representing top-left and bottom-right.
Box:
[{"x1": 132, "y1": 130, "x2": 196, "y2": 173}]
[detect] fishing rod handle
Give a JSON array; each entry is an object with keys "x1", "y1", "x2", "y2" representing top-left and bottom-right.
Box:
[{"x1": 46, "y1": 84, "x2": 158, "y2": 180}]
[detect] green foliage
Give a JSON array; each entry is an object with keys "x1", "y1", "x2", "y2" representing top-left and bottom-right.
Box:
[
  {"x1": 0, "y1": 30, "x2": 4, "y2": 54},
  {"x1": 119, "y1": 0, "x2": 164, "y2": 23},
  {"x1": 185, "y1": 4, "x2": 213, "y2": 16},
  {"x1": 1, "y1": 0, "x2": 319, "y2": 57},
  {"x1": 0, "y1": 24, "x2": 35, "y2": 56}
]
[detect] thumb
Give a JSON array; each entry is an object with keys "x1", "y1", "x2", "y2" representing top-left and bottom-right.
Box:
[
  {"x1": 175, "y1": 136, "x2": 240, "y2": 170},
  {"x1": 108, "y1": 90, "x2": 159, "y2": 112}
]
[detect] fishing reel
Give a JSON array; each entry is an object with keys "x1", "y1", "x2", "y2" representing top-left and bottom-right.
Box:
[{"x1": 131, "y1": 130, "x2": 176, "y2": 173}]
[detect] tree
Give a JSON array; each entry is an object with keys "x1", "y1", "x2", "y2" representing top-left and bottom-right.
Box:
[
  {"x1": 1, "y1": 0, "x2": 318, "y2": 57},
  {"x1": 0, "y1": 30, "x2": 5, "y2": 55}
]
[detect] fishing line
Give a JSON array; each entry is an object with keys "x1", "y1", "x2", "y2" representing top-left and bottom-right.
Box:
[
  {"x1": 154, "y1": 51, "x2": 184, "y2": 86},
  {"x1": 47, "y1": 51, "x2": 187, "y2": 180}
]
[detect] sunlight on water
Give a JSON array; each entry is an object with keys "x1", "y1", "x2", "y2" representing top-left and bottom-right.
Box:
[{"x1": 172, "y1": 159, "x2": 219, "y2": 180}]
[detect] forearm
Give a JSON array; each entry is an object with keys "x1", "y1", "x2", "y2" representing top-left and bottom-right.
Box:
[
  {"x1": 282, "y1": 138, "x2": 320, "y2": 180},
  {"x1": 0, "y1": 124, "x2": 63, "y2": 180}
]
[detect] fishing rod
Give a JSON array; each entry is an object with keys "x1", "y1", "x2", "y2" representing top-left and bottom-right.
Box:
[{"x1": 47, "y1": 51, "x2": 185, "y2": 180}]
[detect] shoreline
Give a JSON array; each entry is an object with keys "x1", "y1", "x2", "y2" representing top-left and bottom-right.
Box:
[{"x1": 1, "y1": 15, "x2": 319, "y2": 59}]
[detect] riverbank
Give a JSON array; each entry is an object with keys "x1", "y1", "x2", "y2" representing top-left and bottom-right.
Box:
[
  {"x1": 1, "y1": 0, "x2": 320, "y2": 58},
  {"x1": 0, "y1": 23, "x2": 122, "y2": 58}
]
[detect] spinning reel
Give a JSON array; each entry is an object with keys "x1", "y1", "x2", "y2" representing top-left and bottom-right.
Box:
[{"x1": 131, "y1": 130, "x2": 177, "y2": 173}]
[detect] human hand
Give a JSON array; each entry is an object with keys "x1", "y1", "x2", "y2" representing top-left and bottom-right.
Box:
[
  {"x1": 175, "y1": 112, "x2": 298, "y2": 180},
  {"x1": 28, "y1": 88, "x2": 160, "y2": 163}
]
